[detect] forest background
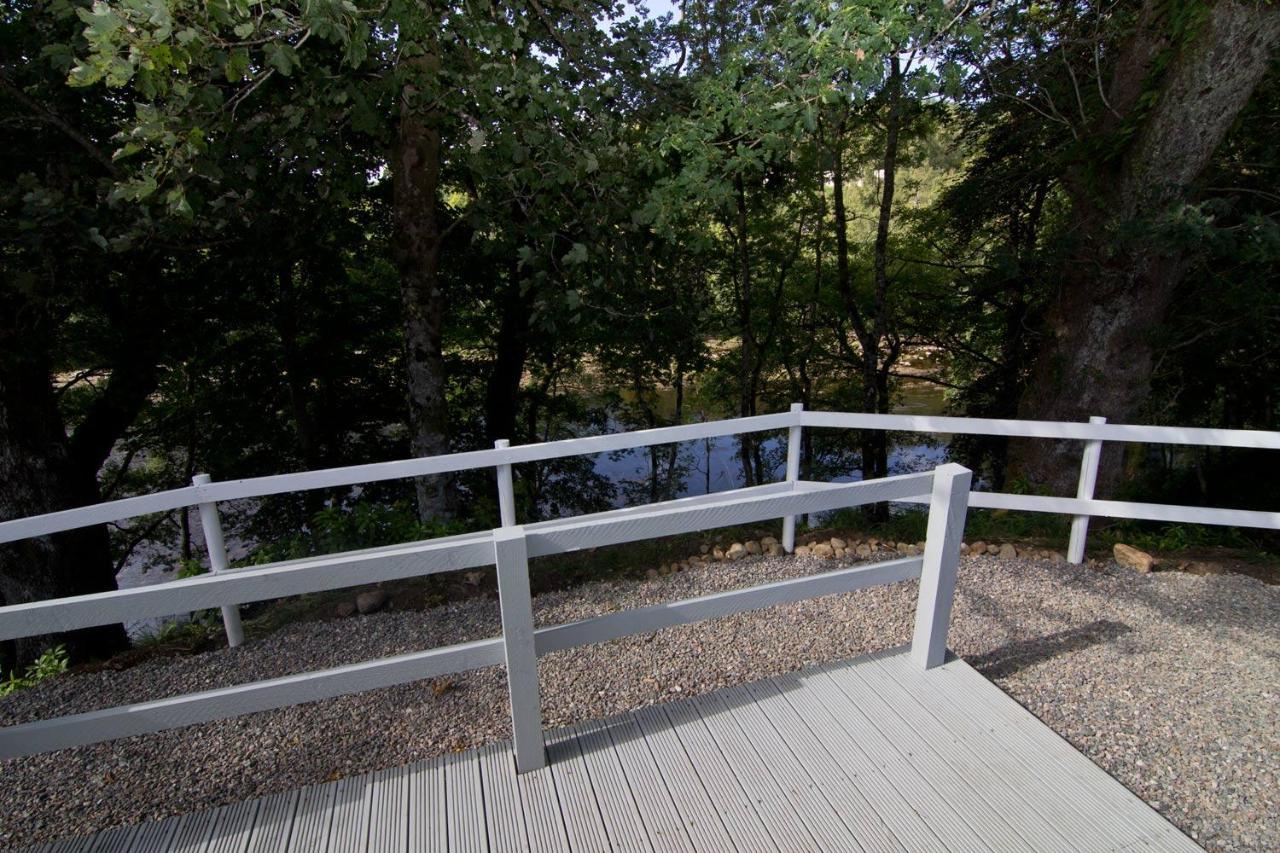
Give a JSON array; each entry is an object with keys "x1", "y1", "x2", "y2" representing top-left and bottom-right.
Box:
[{"x1": 3, "y1": 0, "x2": 1278, "y2": 669}]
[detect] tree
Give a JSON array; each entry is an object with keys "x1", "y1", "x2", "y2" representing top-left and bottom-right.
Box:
[{"x1": 1002, "y1": 0, "x2": 1280, "y2": 493}]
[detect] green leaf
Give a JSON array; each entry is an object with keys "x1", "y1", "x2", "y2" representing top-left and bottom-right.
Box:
[
  {"x1": 263, "y1": 42, "x2": 297, "y2": 76},
  {"x1": 225, "y1": 47, "x2": 250, "y2": 83},
  {"x1": 562, "y1": 243, "x2": 588, "y2": 265}
]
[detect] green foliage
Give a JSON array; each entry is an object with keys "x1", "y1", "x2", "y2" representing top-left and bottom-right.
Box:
[
  {"x1": 1, "y1": 645, "x2": 70, "y2": 696},
  {"x1": 175, "y1": 558, "x2": 208, "y2": 579},
  {"x1": 822, "y1": 506, "x2": 1070, "y2": 547},
  {"x1": 1099, "y1": 523, "x2": 1254, "y2": 554},
  {"x1": 133, "y1": 618, "x2": 215, "y2": 649},
  {"x1": 251, "y1": 500, "x2": 466, "y2": 564}
]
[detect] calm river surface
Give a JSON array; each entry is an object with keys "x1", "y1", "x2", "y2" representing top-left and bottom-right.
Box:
[{"x1": 594, "y1": 377, "x2": 950, "y2": 502}]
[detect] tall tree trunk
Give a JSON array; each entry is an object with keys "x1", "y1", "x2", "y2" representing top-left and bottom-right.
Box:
[
  {"x1": 1013, "y1": 0, "x2": 1280, "y2": 495},
  {"x1": 733, "y1": 175, "x2": 758, "y2": 486},
  {"x1": 831, "y1": 132, "x2": 879, "y2": 484},
  {"x1": 484, "y1": 261, "x2": 532, "y2": 446},
  {"x1": 664, "y1": 366, "x2": 684, "y2": 497},
  {"x1": 0, "y1": 298, "x2": 128, "y2": 672},
  {"x1": 866, "y1": 55, "x2": 903, "y2": 486},
  {"x1": 393, "y1": 61, "x2": 454, "y2": 522},
  {"x1": 276, "y1": 263, "x2": 327, "y2": 520}
]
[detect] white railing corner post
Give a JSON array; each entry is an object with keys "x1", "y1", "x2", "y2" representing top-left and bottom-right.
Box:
[
  {"x1": 494, "y1": 439, "x2": 516, "y2": 528},
  {"x1": 493, "y1": 525, "x2": 545, "y2": 772},
  {"x1": 1067, "y1": 416, "x2": 1107, "y2": 564},
  {"x1": 191, "y1": 473, "x2": 244, "y2": 648},
  {"x1": 781, "y1": 402, "x2": 804, "y2": 552},
  {"x1": 911, "y1": 463, "x2": 972, "y2": 670}
]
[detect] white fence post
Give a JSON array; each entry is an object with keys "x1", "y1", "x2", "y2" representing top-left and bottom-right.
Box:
[
  {"x1": 494, "y1": 439, "x2": 516, "y2": 527},
  {"x1": 191, "y1": 474, "x2": 244, "y2": 648},
  {"x1": 911, "y1": 463, "x2": 972, "y2": 669},
  {"x1": 493, "y1": 525, "x2": 545, "y2": 772},
  {"x1": 781, "y1": 402, "x2": 804, "y2": 552},
  {"x1": 1067, "y1": 416, "x2": 1107, "y2": 564}
]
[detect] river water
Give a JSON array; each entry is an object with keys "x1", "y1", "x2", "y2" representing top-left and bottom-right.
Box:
[{"x1": 593, "y1": 377, "x2": 950, "y2": 501}]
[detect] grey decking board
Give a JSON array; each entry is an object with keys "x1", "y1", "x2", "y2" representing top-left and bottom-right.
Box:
[
  {"x1": 572, "y1": 717, "x2": 652, "y2": 852},
  {"x1": 871, "y1": 652, "x2": 1144, "y2": 851},
  {"x1": 941, "y1": 657, "x2": 1202, "y2": 851},
  {"x1": 706, "y1": 685, "x2": 868, "y2": 852},
  {"x1": 168, "y1": 807, "x2": 219, "y2": 852},
  {"x1": 123, "y1": 815, "x2": 179, "y2": 853},
  {"x1": 543, "y1": 724, "x2": 611, "y2": 852},
  {"x1": 739, "y1": 679, "x2": 908, "y2": 852},
  {"x1": 791, "y1": 667, "x2": 1020, "y2": 853},
  {"x1": 764, "y1": 673, "x2": 964, "y2": 853},
  {"x1": 406, "y1": 757, "x2": 448, "y2": 853},
  {"x1": 685, "y1": 692, "x2": 823, "y2": 853},
  {"x1": 245, "y1": 790, "x2": 300, "y2": 853},
  {"x1": 52, "y1": 648, "x2": 1197, "y2": 853},
  {"x1": 325, "y1": 773, "x2": 370, "y2": 852},
  {"x1": 597, "y1": 712, "x2": 695, "y2": 853},
  {"x1": 511, "y1": 753, "x2": 571, "y2": 853},
  {"x1": 478, "y1": 741, "x2": 529, "y2": 852},
  {"x1": 632, "y1": 703, "x2": 739, "y2": 851},
  {"x1": 368, "y1": 765, "x2": 409, "y2": 853},
  {"x1": 944, "y1": 655, "x2": 1194, "y2": 845},
  {"x1": 658, "y1": 700, "x2": 779, "y2": 852},
  {"x1": 207, "y1": 797, "x2": 260, "y2": 853},
  {"x1": 287, "y1": 783, "x2": 338, "y2": 853},
  {"x1": 442, "y1": 749, "x2": 487, "y2": 853},
  {"x1": 831, "y1": 660, "x2": 1075, "y2": 853},
  {"x1": 882, "y1": 653, "x2": 1202, "y2": 851}
]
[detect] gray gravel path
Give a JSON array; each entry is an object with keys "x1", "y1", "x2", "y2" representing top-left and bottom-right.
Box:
[{"x1": 1, "y1": 552, "x2": 1276, "y2": 851}]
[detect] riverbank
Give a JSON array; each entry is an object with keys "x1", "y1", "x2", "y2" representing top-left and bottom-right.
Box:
[{"x1": 3, "y1": 551, "x2": 1276, "y2": 850}]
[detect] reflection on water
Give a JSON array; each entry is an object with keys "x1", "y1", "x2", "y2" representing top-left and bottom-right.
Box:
[{"x1": 595, "y1": 377, "x2": 950, "y2": 504}]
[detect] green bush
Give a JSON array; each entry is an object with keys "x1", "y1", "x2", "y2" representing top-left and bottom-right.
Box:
[
  {"x1": 249, "y1": 499, "x2": 465, "y2": 564},
  {"x1": 1, "y1": 645, "x2": 69, "y2": 696},
  {"x1": 1098, "y1": 522, "x2": 1255, "y2": 553}
]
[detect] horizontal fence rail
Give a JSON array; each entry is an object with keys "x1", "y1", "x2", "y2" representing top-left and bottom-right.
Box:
[
  {"x1": 0, "y1": 470, "x2": 961, "y2": 762},
  {"x1": 800, "y1": 411, "x2": 1280, "y2": 450},
  {"x1": 3, "y1": 408, "x2": 1278, "y2": 547}
]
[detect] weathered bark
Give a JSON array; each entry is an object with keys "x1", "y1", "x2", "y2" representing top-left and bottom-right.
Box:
[
  {"x1": 0, "y1": 295, "x2": 129, "y2": 672},
  {"x1": 392, "y1": 59, "x2": 454, "y2": 522},
  {"x1": 1013, "y1": 0, "x2": 1280, "y2": 495}
]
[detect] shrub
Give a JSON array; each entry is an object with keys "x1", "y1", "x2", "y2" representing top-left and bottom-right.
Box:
[{"x1": 1, "y1": 645, "x2": 69, "y2": 696}]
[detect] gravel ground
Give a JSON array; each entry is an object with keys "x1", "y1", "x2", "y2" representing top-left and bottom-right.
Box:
[{"x1": 2, "y1": 552, "x2": 1277, "y2": 851}]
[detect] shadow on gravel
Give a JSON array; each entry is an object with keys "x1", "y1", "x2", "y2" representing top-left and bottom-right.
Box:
[{"x1": 969, "y1": 619, "x2": 1133, "y2": 679}]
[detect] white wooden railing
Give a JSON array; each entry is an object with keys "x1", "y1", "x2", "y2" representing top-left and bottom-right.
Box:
[
  {"x1": 1, "y1": 406, "x2": 1277, "y2": 770},
  {"x1": 0, "y1": 464, "x2": 972, "y2": 771}
]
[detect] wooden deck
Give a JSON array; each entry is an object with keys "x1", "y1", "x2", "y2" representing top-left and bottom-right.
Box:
[{"x1": 34, "y1": 648, "x2": 1200, "y2": 852}]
